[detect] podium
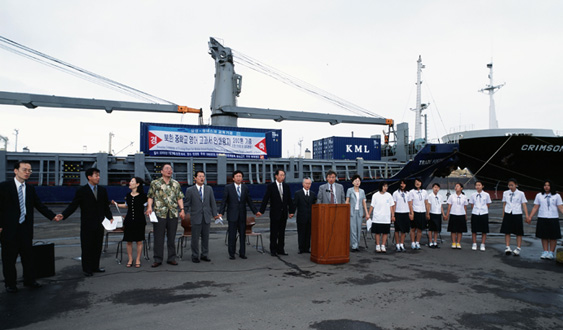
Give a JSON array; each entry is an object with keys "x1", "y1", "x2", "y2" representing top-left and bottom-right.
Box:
[{"x1": 311, "y1": 204, "x2": 350, "y2": 264}]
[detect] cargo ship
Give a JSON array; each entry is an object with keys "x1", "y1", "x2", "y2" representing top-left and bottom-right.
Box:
[
  {"x1": 442, "y1": 63, "x2": 562, "y2": 192},
  {"x1": 0, "y1": 38, "x2": 458, "y2": 202}
]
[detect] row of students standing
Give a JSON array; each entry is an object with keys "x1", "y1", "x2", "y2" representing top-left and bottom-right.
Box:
[{"x1": 375, "y1": 177, "x2": 562, "y2": 260}]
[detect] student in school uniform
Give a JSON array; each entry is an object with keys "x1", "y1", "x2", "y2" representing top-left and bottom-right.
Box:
[
  {"x1": 527, "y1": 180, "x2": 563, "y2": 260},
  {"x1": 445, "y1": 183, "x2": 468, "y2": 249},
  {"x1": 468, "y1": 181, "x2": 492, "y2": 251},
  {"x1": 392, "y1": 180, "x2": 410, "y2": 252},
  {"x1": 368, "y1": 182, "x2": 395, "y2": 253},
  {"x1": 408, "y1": 178, "x2": 428, "y2": 250},
  {"x1": 501, "y1": 178, "x2": 529, "y2": 256},
  {"x1": 425, "y1": 183, "x2": 444, "y2": 248}
]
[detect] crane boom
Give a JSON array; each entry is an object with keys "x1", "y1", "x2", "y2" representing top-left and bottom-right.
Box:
[{"x1": 0, "y1": 91, "x2": 200, "y2": 114}]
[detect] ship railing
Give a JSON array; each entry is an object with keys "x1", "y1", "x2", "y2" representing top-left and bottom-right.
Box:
[{"x1": 1, "y1": 151, "x2": 405, "y2": 186}]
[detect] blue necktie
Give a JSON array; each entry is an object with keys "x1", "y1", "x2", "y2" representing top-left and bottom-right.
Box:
[
  {"x1": 18, "y1": 184, "x2": 26, "y2": 224},
  {"x1": 199, "y1": 186, "x2": 203, "y2": 202},
  {"x1": 236, "y1": 185, "x2": 241, "y2": 201}
]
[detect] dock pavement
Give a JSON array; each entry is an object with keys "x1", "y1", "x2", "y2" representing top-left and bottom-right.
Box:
[{"x1": 1, "y1": 201, "x2": 562, "y2": 330}]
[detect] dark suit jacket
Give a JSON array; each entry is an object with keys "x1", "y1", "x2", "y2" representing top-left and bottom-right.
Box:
[
  {"x1": 259, "y1": 181, "x2": 293, "y2": 221},
  {"x1": 0, "y1": 179, "x2": 56, "y2": 242},
  {"x1": 61, "y1": 184, "x2": 113, "y2": 231},
  {"x1": 219, "y1": 183, "x2": 258, "y2": 222},
  {"x1": 290, "y1": 189, "x2": 317, "y2": 223},
  {"x1": 184, "y1": 184, "x2": 218, "y2": 225}
]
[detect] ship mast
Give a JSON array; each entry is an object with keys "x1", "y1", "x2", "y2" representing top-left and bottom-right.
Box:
[
  {"x1": 478, "y1": 62, "x2": 505, "y2": 129},
  {"x1": 411, "y1": 55, "x2": 428, "y2": 141}
]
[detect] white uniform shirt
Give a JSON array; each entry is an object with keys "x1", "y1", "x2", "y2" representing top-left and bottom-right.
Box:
[
  {"x1": 427, "y1": 192, "x2": 443, "y2": 215},
  {"x1": 370, "y1": 192, "x2": 395, "y2": 224},
  {"x1": 469, "y1": 191, "x2": 492, "y2": 215},
  {"x1": 502, "y1": 189, "x2": 527, "y2": 215},
  {"x1": 409, "y1": 189, "x2": 428, "y2": 213},
  {"x1": 534, "y1": 193, "x2": 563, "y2": 218},
  {"x1": 447, "y1": 193, "x2": 468, "y2": 216},
  {"x1": 393, "y1": 190, "x2": 410, "y2": 213}
]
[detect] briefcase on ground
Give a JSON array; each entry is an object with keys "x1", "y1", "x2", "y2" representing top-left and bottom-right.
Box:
[{"x1": 32, "y1": 241, "x2": 55, "y2": 278}]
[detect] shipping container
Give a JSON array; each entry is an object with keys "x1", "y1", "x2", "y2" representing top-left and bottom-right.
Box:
[
  {"x1": 140, "y1": 123, "x2": 282, "y2": 159},
  {"x1": 312, "y1": 136, "x2": 381, "y2": 160}
]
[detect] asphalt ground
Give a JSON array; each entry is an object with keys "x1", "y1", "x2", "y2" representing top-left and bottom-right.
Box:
[{"x1": 1, "y1": 201, "x2": 562, "y2": 330}]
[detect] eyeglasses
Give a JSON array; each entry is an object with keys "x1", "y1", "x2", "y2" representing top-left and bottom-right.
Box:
[{"x1": 19, "y1": 168, "x2": 33, "y2": 173}]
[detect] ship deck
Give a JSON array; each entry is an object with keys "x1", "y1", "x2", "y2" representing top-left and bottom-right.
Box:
[{"x1": 1, "y1": 201, "x2": 562, "y2": 329}]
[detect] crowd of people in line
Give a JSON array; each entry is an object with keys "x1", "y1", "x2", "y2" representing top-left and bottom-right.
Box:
[{"x1": 1, "y1": 161, "x2": 561, "y2": 293}]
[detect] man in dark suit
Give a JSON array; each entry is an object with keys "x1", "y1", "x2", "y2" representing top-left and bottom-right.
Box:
[
  {"x1": 290, "y1": 177, "x2": 317, "y2": 254},
  {"x1": 218, "y1": 170, "x2": 262, "y2": 260},
  {"x1": 61, "y1": 168, "x2": 113, "y2": 277},
  {"x1": 0, "y1": 161, "x2": 60, "y2": 293},
  {"x1": 259, "y1": 169, "x2": 294, "y2": 256},
  {"x1": 184, "y1": 171, "x2": 219, "y2": 263}
]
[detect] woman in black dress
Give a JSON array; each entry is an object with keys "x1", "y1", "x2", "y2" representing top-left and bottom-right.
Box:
[{"x1": 114, "y1": 177, "x2": 147, "y2": 267}]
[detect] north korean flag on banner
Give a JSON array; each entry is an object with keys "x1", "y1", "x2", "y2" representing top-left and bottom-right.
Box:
[{"x1": 255, "y1": 138, "x2": 267, "y2": 153}]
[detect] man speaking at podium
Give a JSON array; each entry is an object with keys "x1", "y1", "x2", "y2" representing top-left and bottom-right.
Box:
[{"x1": 317, "y1": 170, "x2": 345, "y2": 204}]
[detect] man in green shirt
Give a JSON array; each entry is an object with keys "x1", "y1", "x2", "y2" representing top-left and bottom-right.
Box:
[{"x1": 146, "y1": 164, "x2": 185, "y2": 267}]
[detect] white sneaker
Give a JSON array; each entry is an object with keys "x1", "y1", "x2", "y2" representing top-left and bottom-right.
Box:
[
  {"x1": 411, "y1": 242, "x2": 417, "y2": 250},
  {"x1": 513, "y1": 247, "x2": 521, "y2": 256},
  {"x1": 396, "y1": 244, "x2": 401, "y2": 251},
  {"x1": 480, "y1": 244, "x2": 485, "y2": 251},
  {"x1": 376, "y1": 245, "x2": 381, "y2": 253},
  {"x1": 400, "y1": 244, "x2": 405, "y2": 251},
  {"x1": 381, "y1": 245, "x2": 387, "y2": 253},
  {"x1": 547, "y1": 251, "x2": 555, "y2": 260},
  {"x1": 472, "y1": 243, "x2": 477, "y2": 251},
  {"x1": 540, "y1": 251, "x2": 548, "y2": 259},
  {"x1": 504, "y1": 246, "x2": 512, "y2": 255},
  {"x1": 415, "y1": 242, "x2": 421, "y2": 250}
]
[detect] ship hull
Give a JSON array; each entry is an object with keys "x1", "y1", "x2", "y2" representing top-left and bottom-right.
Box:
[{"x1": 455, "y1": 135, "x2": 563, "y2": 191}]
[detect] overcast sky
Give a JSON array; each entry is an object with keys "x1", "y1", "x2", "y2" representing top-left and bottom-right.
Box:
[{"x1": 1, "y1": 0, "x2": 562, "y2": 156}]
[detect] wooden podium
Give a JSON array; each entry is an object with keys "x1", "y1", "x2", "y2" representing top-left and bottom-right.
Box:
[{"x1": 310, "y1": 204, "x2": 350, "y2": 264}]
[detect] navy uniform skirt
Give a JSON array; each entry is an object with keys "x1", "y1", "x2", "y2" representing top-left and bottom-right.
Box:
[
  {"x1": 394, "y1": 213, "x2": 411, "y2": 233},
  {"x1": 500, "y1": 213, "x2": 524, "y2": 236},
  {"x1": 535, "y1": 217, "x2": 562, "y2": 239},
  {"x1": 471, "y1": 214, "x2": 489, "y2": 233},
  {"x1": 447, "y1": 214, "x2": 467, "y2": 233},
  {"x1": 428, "y1": 213, "x2": 442, "y2": 232}
]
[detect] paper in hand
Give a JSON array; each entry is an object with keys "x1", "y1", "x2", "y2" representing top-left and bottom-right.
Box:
[
  {"x1": 366, "y1": 218, "x2": 373, "y2": 232},
  {"x1": 214, "y1": 217, "x2": 224, "y2": 225},
  {"x1": 102, "y1": 218, "x2": 117, "y2": 231},
  {"x1": 149, "y1": 212, "x2": 158, "y2": 223}
]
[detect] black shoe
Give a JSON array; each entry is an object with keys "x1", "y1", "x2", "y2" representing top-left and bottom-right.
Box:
[
  {"x1": 23, "y1": 281, "x2": 42, "y2": 289},
  {"x1": 192, "y1": 257, "x2": 200, "y2": 263},
  {"x1": 270, "y1": 252, "x2": 278, "y2": 257},
  {"x1": 229, "y1": 255, "x2": 236, "y2": 260},
  {"x1": 351, "y1": 248, "x2": 360, "y2": 252},
  {"x1": 239, "y1": 255, "x2": 247, "y2": 259},
  {"x1": 94, "y1": 268, "x2": 105, "y2": 273},
  {"x1": 278, "y1": 252, "x2": 289, "y2": 256},
  {"x1": 167, "y1": 261, "x2": 178, "y2": 265},
  {"x1": 200, "y1": 256, "x2": 211, "y2": 262},
  {"x1": 5, "y1": 285, "x2": 18, "y2": 293},
  {"x1": 151, "y1": 262, "x2": 162, "y2": 268},
  {"x1": 83, "y1": 272, "x2": 93, "y2": 277},
  {"x1": 298, "y1": 251, "x2": 303, "y2": 254}
]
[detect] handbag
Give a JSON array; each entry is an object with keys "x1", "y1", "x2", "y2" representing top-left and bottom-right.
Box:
[{"x1": 32, "y1": 241, "x2": 55, "y2": 278}]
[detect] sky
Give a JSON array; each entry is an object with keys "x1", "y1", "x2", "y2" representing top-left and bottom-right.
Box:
[{"x1": 1, "y1": 0, "x2": 562, "y2": 156}]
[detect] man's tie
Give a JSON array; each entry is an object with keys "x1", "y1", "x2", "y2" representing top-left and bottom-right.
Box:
[
  {"x1": 199, "y1": 186, "x2": 203, "y2": 201},
  {"x1": 278, "y1": 182, "x2": 283, "y2": 200},
  {"x1": 236, "y1": 185, "x2": 241, "y2": 201},
  {"x1": 330, "y1": 184, "x2": 335, "y2": 204},
  {"x1": 93, "y1": 185, "x2": 98, "y2": 200},
  {"x1": 18, "y1": 184, "x2": 26, "y2": 224}
]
